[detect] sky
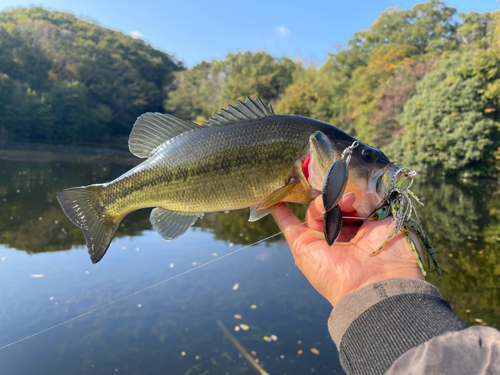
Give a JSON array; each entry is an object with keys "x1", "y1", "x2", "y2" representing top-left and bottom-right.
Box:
[{"x1": 1, "y1": 0, "x2": 499, "y2": 67}]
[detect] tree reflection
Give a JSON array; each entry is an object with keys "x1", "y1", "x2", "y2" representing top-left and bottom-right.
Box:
[
  {"x1": 1, "y1": 150, "x2": 498, "y2": 328},
  {"x1": 0, "y1": 152, "x2": 151, "y2": 253},
  {"x1": 411, "y1": 177, "x2": 499, "y2": 328}
]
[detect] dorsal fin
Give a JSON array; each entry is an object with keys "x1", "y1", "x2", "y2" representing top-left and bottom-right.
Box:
[
  {"x1": 129, "y1": 113, "x2": 199, "y2": 158},
  {"x1": 202, "y1": 96, "x2": 275, "y2": 127}
]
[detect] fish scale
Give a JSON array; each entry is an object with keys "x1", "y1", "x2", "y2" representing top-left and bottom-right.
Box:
[{"x1": 57, "y1": 97, "x2": 397, "y2": 263}]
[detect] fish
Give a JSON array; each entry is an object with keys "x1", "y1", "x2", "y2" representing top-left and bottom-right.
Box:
[{"x1": 57, "y1": 96, "x2": 399, "y2": 264}]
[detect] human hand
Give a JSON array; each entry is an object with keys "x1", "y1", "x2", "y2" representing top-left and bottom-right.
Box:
[{"x1": 272, "y1": 193, "x2": 425, "y2": 306}]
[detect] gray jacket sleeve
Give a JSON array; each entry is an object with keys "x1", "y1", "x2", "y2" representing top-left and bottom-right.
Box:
[{"x1": 328, "y1": 278, "x2": 500, "y2": 375}]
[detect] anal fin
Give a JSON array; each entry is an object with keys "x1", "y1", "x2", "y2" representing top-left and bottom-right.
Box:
[{"x1": 150, "y1": 208, "x2": 202, "y2": 241}]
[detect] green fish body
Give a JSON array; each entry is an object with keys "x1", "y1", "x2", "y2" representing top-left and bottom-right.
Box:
[{"x1": 58, "y1": 97, "x2": 397, "y2": 263}]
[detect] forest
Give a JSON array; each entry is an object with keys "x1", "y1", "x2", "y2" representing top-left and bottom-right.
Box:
[{"x1": 1, "y1": 1, "x2": 499, "y2": 177}]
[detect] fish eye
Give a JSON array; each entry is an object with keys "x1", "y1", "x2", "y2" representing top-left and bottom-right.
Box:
[{"x1": 362, "y1": 148, "x2": 377, "y2": 162}]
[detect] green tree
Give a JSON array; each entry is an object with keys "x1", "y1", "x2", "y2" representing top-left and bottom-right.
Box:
[
  {"x1": 218, "y1": 51, "x2": 298, "y2": 106},
  {"x1": 385, "y1": 51, "x2": 499, "y2": 176},
  {"x1": 0, "y1": 6, "x2": 183, "y2": 144},
  {"x1": 165, "y1": 51, "x2": 299, "y2": 122},
  {"x1": 164, "y1": 61, "x2": 223, "y2": 122}
]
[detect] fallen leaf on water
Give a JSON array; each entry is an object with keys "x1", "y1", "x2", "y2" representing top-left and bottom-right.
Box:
[
  {"x1": 232, "y1": 283, "x2": 239, "y2": 290},
  {"x1": 297, "y1": 340, "x2": 302, "y2": 344},
  {"x1": 465, "y1": 309, "x2": 471, "y2": 313},
  {"x1": 181, "y1": 351, "x2": 186, "y2": 356},
  {"x1": 310, "y1": 348, "x2": 320, "y2": 355},
  {"x1": 49, "y1": 296, "x2": 54, "y2": 301},
  {"x1": 240, "y1": 324, "x2": 249, "y2": 331},
  {"x1": 250, "y1": 304, "x2": 257, "y2": 309},
  {"x1": 251, "y1": 351, "x2": 257, "y2": 356},
  {"x1": 297, "y1": 350, "x2": 303, "y2": 355},
  {"x1": 234, "y1": 326, "x2": 240, "y2": 331},
  {"x1": 212, "y1": 253, "x2": 218, "y2": 257},
  {"x1": 234, "y1": 314, "x2": 242, "y2": 319},
  {"x1": 270, "y1": 335, "x2": 278, "y2": 341},
  {"x1": 195, "y1": 355, "x2": 200, "y2": 360},
  {"x1": 263, "y1": 336, "x2": 271, "y2": 342},
  {"x1": 169, "y1": 263, "x2": 174, "y2": 268},
  {"x1": 31, "y1": 274, "x2": 44, "y2": 278}
]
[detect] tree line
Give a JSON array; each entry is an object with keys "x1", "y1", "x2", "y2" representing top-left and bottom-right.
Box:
[{"x1": 1, "y1": 2, "x2": 499, "y2": 177}]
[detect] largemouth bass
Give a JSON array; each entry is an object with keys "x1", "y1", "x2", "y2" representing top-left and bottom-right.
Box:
[{"x1": 57, "y1": 97, "x2": 398, "y2": 263}]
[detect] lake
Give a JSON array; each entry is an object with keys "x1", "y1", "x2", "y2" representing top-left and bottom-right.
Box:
[{"x1": 0, "y1": 144, "x2": 498, "y2": 375}]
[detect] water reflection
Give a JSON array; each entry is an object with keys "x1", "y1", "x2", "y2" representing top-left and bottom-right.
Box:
[
  {"x1": 0, "y1": 146, "x2": 499, "y2": 374},
  {"x1": 0, "y1": 150, "x2": 149, "y2": 252},
  {"x1": 410, "y1": 177, "x2": 499, "y2": 329},
  {"x1": 0, "y1": 148, "x2": 308, "y2": 252}
]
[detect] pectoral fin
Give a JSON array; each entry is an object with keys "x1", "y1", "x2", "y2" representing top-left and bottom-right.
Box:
[
  {"x1": 247, "y1": 180, "x2": 300, "y2": 222},
  {"x1": 255, "y1": 180, "x2": 299, "y2": 211},
  {"x1": 150, "y1": 208, "x2": 203, "y2": 241},
  {"x1": 248, "y1": 203, "x2": 281, "y2": 222}
]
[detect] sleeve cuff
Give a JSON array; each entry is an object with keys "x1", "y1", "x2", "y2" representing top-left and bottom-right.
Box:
[
  {"x1": 328, "y1": 278, "x2": 442, "y2": 346},
  {"x1": 328, "y1": 278, "x2": 468, "y2": 375}
]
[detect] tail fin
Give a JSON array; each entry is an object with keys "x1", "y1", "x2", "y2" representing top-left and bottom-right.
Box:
[{"x1": 57, "y1": 185, "x2": 120, "y2": 264}]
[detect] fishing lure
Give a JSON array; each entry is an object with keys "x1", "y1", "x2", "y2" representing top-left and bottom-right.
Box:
[
  {"x1": 368, "y1": 168, "x2": 442, "y2": 276},
  {"x1": 322, "y1": 141, "x2": 359, "y2": 245}
]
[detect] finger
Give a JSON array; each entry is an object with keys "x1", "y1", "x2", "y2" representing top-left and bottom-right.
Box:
[
  {"x1": 271, "y1": 203, "x2": 309, "y2": 247},
  {"x1": 338, "y1": 192, "x2": 356, "y2": 212},
  {"x1": 305, "y1": 195, "x2": 325, "y2": 232}
]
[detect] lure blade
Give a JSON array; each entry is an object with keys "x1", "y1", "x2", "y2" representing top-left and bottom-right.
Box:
[
  {"x1": 322, "y1": 159, "x2": 348, "y2": 212},
  {"x1": 323, "y1": 204, "x2": 343, "y2": 246}
]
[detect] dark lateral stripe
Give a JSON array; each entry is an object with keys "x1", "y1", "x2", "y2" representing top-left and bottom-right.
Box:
[{"x1": 101, "y1": 141, "x2": 303, "y2": 209}]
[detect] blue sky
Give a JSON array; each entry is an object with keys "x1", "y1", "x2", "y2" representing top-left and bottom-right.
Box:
[{"x1": 1, "y1": 0, "x2": 498, "y2": 67}]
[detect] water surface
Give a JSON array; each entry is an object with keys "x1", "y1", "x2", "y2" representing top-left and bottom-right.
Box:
[{"x1": 0, "y1": 146, "x2": 498, "y2": 374}]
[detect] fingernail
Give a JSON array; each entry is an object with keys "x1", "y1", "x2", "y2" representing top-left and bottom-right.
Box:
[{"x1": 342, "y1": 192, "x2": 355, "y2": 199}]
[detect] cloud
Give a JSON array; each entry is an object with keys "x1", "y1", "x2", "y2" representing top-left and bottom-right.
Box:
[
  {"x1": 128, "y1": 30, "x2": 143, "y2": 39},
  {"x1": 274, "y1": 26, "x2": 291, "y2": 38}
]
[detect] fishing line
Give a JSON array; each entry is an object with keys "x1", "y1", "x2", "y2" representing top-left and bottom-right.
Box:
[{"x1": 0, "y1": 212, "x2": 331, "y2": 351}]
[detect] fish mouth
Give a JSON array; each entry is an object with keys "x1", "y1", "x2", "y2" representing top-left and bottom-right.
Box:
[{"x1": 349, "y1": 162, "x2": 399, "y2": 218}]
